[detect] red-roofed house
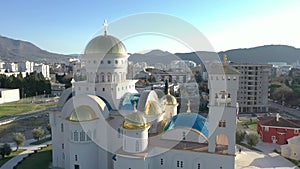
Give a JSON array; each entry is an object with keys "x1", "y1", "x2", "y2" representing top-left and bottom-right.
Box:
[{"x1": 257, "y1": 114, "x2": 300, "y2": 145}]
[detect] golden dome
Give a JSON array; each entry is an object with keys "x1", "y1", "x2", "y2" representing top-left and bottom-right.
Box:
[
  {"x1": 161, "y1": 89, "x2": 177, "y2": 105},
  {"x1": 122, "y1": 102, "x2": 149, "y2": 129},
  {"x1": 84, "y1": 35, "x2": 127, "y2": 55},
  {"x1": 67, "y1": 105, "x2": 98, "y2": 122},
  {"x1": 145, "y1": 101, "x2": 162, "y2": 115}
]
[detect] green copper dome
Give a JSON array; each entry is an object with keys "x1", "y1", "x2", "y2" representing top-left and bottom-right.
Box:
[
  {"x1": 84, "y1": 35, "x2": 127, "y2": 55},
  {"x1": 67, "y1": 105, "x2": 98, "y2": 122}
]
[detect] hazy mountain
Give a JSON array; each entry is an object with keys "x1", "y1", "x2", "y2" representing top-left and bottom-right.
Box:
[
  {"x1": 129, "y1": 45, "x2": 300, "y2": 65},
  {"x1": 0, "y1": 35, "x2": 69, "y2": 63},
  {"x1": 219, "y1": 45, "x2": 300, "y2": 64},
  {"x1": 129, "y1": 50, "x2": 182, "y2": 65}
]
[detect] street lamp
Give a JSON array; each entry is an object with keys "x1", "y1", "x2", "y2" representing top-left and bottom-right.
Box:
[{"x1": 44, "y1": 90, "x2": 46, "y2": 97}]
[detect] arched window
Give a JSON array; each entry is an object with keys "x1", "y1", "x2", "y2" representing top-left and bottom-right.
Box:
[
  {"x1": 107, "y1": 73, "x2": 112, "y2": 82},
  {"x1": 74, "y1": 131, "x2": 78, "y2": 141},
  {"x1": 96, "y1": 74, "x2": 100, "y2": 83},
  {"x1": 100, "y1": 73, "x2": 105, "y2": 82},
  {"x1": 107, "y1": 60, "x2": 111, "y2": 64}
]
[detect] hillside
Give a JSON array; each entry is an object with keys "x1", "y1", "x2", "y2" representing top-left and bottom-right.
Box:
[
  {"x1": 0, "y1": 35, "x2": 69, "y2": 63},
  {"x1": 129, "y1": 45, "x2": 300, "y2": 65}
]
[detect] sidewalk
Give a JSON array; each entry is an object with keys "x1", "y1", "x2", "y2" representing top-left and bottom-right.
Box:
[
  {"x1": 236, "y1": 141, "x2": 299, "y2": 169},
  {"x1": 0, "y1": 136, "x2": 51, "y2": 169}
]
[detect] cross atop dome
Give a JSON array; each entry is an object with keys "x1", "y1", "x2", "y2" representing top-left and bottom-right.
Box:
[{"x1": 103, "y1": 19, "x2": 108, "y2": 36}]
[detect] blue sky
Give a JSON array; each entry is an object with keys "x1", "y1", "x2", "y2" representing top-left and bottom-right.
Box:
[{"x1": 0, "y1": 0, "x2": 300, "y2": 54}]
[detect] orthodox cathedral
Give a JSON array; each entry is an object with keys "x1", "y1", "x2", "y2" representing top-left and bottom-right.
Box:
[{"x1": 49, "y1": 22, "x2": 240, "y2": 169}]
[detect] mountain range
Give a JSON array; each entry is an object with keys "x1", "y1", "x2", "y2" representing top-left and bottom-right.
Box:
[
  {"x1": 0, "y1": 35, "x2": 69, "y2": 63},
  {"x1": 1, "y1": 35, "x2": 300, "y2": 65},
  {"x1": 129, "y1": 45, "x2": 300, "y2": 65}
]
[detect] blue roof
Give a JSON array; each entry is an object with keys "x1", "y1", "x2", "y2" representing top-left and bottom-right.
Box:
[
  {"x1": 119, "y1": 93, "x2": 141, "y2": 110},
  {"x1": 164, "y1": 113, "x2": 209, "y2": 138},
  {"x1": 97, "y1": 96, "x2": 113, "y2": 111}
]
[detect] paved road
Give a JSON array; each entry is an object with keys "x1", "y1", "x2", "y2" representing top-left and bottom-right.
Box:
[
  {"x1": 270, "y1": 101, "x2": 300, "y2": 118},
  {"x1": 236, "y1": 141, "x2": 299, "y2": 169}
]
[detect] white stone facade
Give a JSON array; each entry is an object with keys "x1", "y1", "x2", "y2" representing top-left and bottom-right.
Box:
[{"x1": 49, "y1": 29, "x2": 238, "y2": 169}]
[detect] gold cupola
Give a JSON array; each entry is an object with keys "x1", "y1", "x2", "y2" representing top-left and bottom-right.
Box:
[
  {"x1": 67, "y1": 105, "x2": 98, "y2": 122},
  {"x1": 161, "y1": 89, "x2": 177, "y2": 106},
  {"x1": 145, "y1": 101, "x2": 163, "y2": 116},
  {"x1": 122, "y1": 102, "x2": 149, "y2": 129}
]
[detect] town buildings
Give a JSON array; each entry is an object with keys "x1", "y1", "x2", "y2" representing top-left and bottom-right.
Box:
[{"x1": 257, "y1": 115, "x2": 300, "y2": 145}]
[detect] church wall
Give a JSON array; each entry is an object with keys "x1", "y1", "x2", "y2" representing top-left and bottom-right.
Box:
[
  {"x1": 161, "y1": 128, "x2": 207, "y2": 143},
  {"x1": 148, "y1": 147, "x2": 235, "y2": 169}
]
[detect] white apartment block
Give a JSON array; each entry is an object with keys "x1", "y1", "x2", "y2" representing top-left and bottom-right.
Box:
[
  {"x1": 231, "y1": 63, "x2": 271, "y2": 113},
  {"x1": 33, "y1": 63, "x2": 50, "y2": 79}
]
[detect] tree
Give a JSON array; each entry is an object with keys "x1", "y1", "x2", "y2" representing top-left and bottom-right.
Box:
[
  {"x1": 32, "y1": 127, "x2": 45, "y2": 141},
  {"x1": 0, "y1": 143, "x2": 12, "y2": 158},
  {"x1": 46, "y1": 123, "x2": 52, "y2": 135},
  {"x1": 236, "y1": 130, "x2": 246, "y2": 144},
  {"x1": 245, "y1": 133, "x2": 259, "y2": 147},
  {"x1": 164, "y1": 80, "x2": 169, "y2": 94},
  {"x1": 13, "y1": 133, "x2": 25, "y2": 150}
]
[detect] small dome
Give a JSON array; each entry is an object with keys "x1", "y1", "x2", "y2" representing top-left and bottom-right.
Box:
[
  {"x1": 67, "y1": 105, "x2": 98, "y2": 122},
  {"x1": 161, "y1": 91, "x2": 177, "y2": 106},
  {"x1": 122, "y1": 111, "x2": 149, "y2": 129},
  {"x1": 84, "y1": 35, "x2": 127, "y2": 55},
  {"x1": 145, "y1": 101, "x2": 162, "y2": 115},
  {"x1": 164, "y1": 113, "x2": 208, "y2": 138}
]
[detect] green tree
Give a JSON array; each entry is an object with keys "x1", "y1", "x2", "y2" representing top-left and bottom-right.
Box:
[
  {"x1": 13, "y1": 133, "x2": 26, "y2": 150},
  {"x1": 0, "y1": 143, "x2": 12, "y2": 158},
  {"x1": 236, "y1": 130, "x2": 246, "y2": 144},
  {"x1": 32, "y1": 127, "x2": 45, "y2": 141},
  {"x1": 164, "y1": 80, "x2": 169, "y2": 94},
  {"x1": 46, "y1": 124, "x2": 52, "y2": 135},
  {"x1": 245, "y1": 133, "x2": 259, "y2": 147}
]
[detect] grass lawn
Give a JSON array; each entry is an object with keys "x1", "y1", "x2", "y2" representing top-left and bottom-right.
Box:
[
  {"x1": 15, "y1": 145, "x2": 52, "y2": 169},
  {"x1": 0, "y1": 149, "x2": 26, "y2": 167},
  {"x1": 0, "y1": 101, "x2": 56, "y2": 118},
  {"x1": 238, "y1": 119, "x2": 257, "y2": 131},
  {"x1": 30, "y1": 137, "x2": 51, "y2": 145}
]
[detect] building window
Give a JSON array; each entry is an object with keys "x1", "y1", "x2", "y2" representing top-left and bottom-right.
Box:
[
  {"x1": 100, "y1": 60, "x2": 103, "y2": 64},
  {"x1": 219, "y1": 120, "x2": 226, "y2": 127},
  {"x1": 115, "y1": 60, "x2": 118, "y2": 64},
  {"x1": 75, "y1": 155, "x2": 78, "y2": 161},
  {"x1": 181, "y1": 161, "x2": 184, "y2": 168},
  {"x1": 295, "y1": 129, "x2": 299, "y2": 134},
  {"x1": 135, "y1": 140, "x2": 139, "y2": 152},
  {"x1": 177, "y1": 161, "x2": 180, "y2": 167},
  {"x1": 108, "y1": 60, "x2": 111, "y2": 64},
  {"x1": 264, "y1": 126, "x2": 269, "y2": 132},
  {"x1": 74, "y1": 131, "x2": 78, "y2": 141},
  {"x1": 101, "y1": 73, "x2": 105, "y2": 82},
  {"x1": 61, "y1": 123, "x2": 64, "y2": 132},
  {"x1": 80, "y1": 131, "x2": 85, "y2": 141},
  {"x1": 62, "y1": 144, "x2": 64, "y2": 149},
  {"x1": 182, "y1": 131, "x2": 186, "y2": 140},
  {"x1": 118, "y1": 128, "x2": 121, "y2": 138},
  {"x1": 102, "y1": 88, "x2": 105, "y2": 91},
  {"x1": 160, "y1": 158, "x2": 164, "y2": 165},
  {"x1": 198, "y1": 163, "x2": 201, "y2": 169},
  {"x1": 107, "y1": 73, "x2": 112, "y2": 82}
]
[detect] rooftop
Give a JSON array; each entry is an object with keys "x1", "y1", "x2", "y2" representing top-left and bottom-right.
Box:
[{"x1": 258, "y1": 116, "x2": 300, "y2": 128}]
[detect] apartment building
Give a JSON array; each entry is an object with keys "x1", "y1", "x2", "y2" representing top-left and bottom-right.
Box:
[{"x1": 231, "y1": 63, "x2": 271, "y2": 113}]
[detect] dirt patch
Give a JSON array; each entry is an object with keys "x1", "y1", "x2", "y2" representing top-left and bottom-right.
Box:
[{"x1": 0, "y1": 113, "x2": 50, "y2": 143}]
